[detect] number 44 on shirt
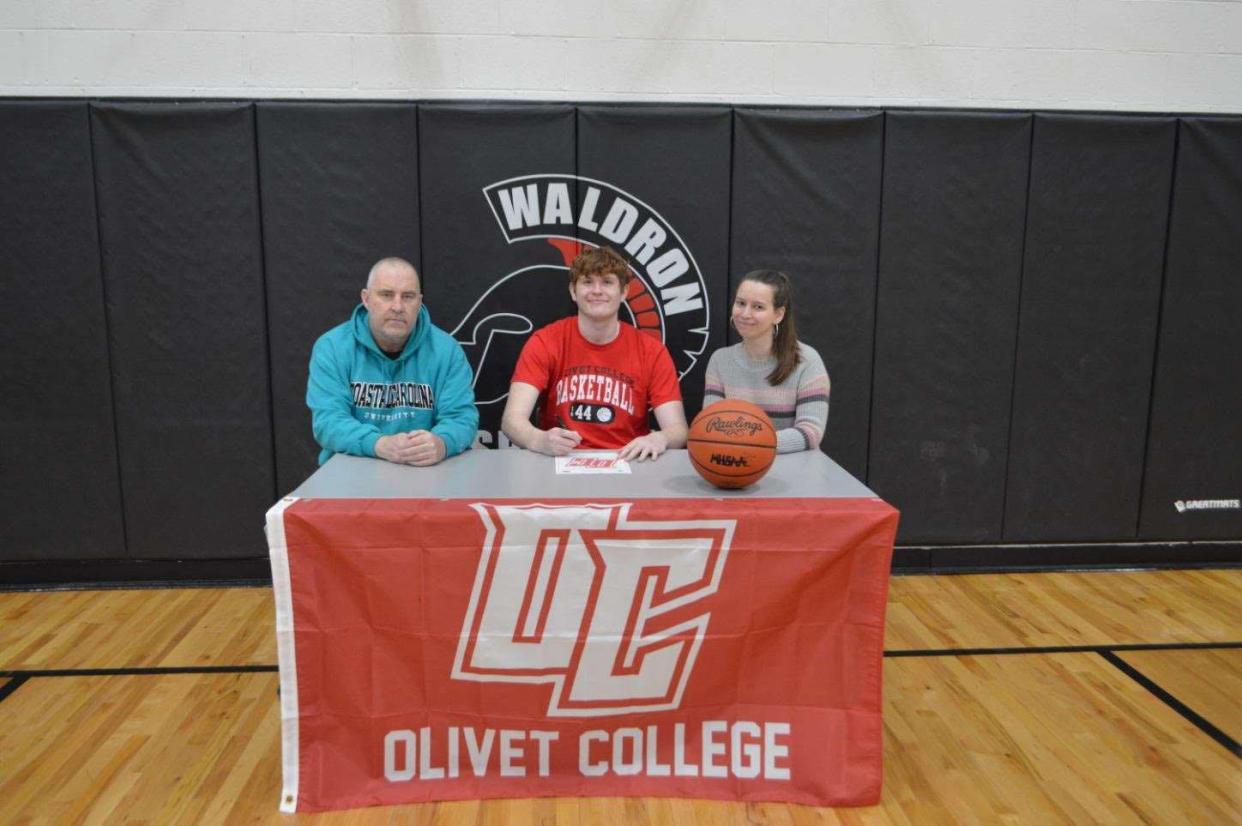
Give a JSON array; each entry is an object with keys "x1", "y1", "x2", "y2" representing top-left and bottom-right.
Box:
[{"x1": 570, "y1": 403, "x2": 614, "y2": 424}]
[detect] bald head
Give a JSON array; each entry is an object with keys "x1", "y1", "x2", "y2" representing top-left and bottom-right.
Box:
[{"x1": 366, "y1": 257, "x2": 420, "y2": 291}]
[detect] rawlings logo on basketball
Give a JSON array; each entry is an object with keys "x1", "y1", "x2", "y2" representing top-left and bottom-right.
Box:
[
  {"x1": 688, "y1": 401, "x2": 777, "y2": 489},
  {"x1": 452, "y1": 503, "x2": 734, "y2": 717},
  {"x1": 704, "y1": 416, "x2": 764, "y2": 437}
]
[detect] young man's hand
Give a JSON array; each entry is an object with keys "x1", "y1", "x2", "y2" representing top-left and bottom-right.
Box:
[
  {"x1": 539, "y1": 426, "x2": 582, "y2": 456},
  {"x1": 617, "y1": 431, "x2": 668, "y2": 462}
]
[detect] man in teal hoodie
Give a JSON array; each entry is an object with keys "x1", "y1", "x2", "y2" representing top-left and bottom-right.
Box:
[{"x1": 307, "y1": 257, "x2": 478, "y2": 466}]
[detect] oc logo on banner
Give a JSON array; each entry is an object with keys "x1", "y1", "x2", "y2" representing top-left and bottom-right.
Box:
[{"x1": 452, "y1": 504, "x2": 735, "y2": 717}]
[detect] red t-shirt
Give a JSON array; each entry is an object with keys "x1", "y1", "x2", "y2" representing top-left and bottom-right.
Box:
[{"x1": 511, "y1": 318, "x2": 683, "y2": 449}]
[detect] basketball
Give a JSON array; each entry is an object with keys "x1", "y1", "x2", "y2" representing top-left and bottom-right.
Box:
[{"x1": 687, "y1": 400, "x2": 777, "y2": 489}]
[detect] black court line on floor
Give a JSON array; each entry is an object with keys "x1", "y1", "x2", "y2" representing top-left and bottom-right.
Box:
[
  {"x1": 3, "y1": 645, "x2": 1237, "y2": 760},
  {"x1": 884, "y1": 641, "x2": 1241, "y2": 760},
  {"x1": 883, "y1": 640, "x2": 1242, "y2": 658},
  {"x1": 1100, "y1": 650, "x2": 1241, "y2": 759},
  {"x1": 0, "y1": 675, "x2": 30, "y2": 704},
  {"x1": 0, "y1": 665, "x2": 278, "y2": 680},
  {"x1": 0, "y1": 665, "x2": 279, "y2": 704},
  {"x1": 0, "y1": 666, "x2": 278, "y2": 705},
  {"x1": 2, "y1": 642, "x2": 1236, "y2": 679}
]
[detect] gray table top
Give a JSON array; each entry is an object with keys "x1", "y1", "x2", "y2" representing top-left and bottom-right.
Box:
[{"x1": 289, "y1": 448, "x2": 878, "y2": 501}]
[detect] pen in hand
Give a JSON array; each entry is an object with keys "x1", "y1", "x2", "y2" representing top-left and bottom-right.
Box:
[{"x1": 552, "y1": 413, "x2": 583, "y2": 452}]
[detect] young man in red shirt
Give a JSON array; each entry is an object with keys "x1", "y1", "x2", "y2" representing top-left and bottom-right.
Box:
[{"x1": 501, "y1": 246, "x2": 688, "y2": 461}]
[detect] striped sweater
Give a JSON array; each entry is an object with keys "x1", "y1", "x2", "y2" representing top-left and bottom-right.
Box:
[{"x1": 701, "y1": 341, "x2": 830, "y2": 453}]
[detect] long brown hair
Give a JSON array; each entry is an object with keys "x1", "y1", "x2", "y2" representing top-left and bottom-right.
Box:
[{"x1": 740, "y1": 270, "x2": 801, "y2": 386}]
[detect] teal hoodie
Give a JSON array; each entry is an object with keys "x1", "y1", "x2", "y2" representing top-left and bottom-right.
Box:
[{"x1": 307, "y1": 303, "x2": 479, "y2": 464}]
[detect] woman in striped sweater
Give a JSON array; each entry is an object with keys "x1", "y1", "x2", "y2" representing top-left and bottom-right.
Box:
[{"x1": 702, "y1": 270, "x2": 830, "y2": 453}]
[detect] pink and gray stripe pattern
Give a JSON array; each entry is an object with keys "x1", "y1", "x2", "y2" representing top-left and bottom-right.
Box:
[{"x1": 701, "y1": 342, "x2": 830, "y2": 454}]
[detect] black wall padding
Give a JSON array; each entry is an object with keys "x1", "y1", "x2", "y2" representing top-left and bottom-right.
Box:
[
  {"x1": 0, "y1": 102, "x2": 124, "y2": 561},
  {"x1": 730, "y1": 109, "x2": 883, "y2": 479},
  {"x1": 257, "y1": 103, "x2": 420, "y2": 494},
  {"x1": 870, "y1": 112, "x2": 1032, "y2": 544},
  {"x1": 1004, "y1": 115, "x2": 1176, "y2": 542},
  {"x1": 417, "y1": 104, "x2": 576, "y2": 443},
  {"x1": 1141, "y1": 118, "x2": 1242, "y2": 540},
  {"x1": 577, "y1": 106, "x2": 732, "y2": 420},
  {"x1": 91, "y1": 103, "x2": 273, "y2": 558},
  {"x1": 2, "y1": 100, "x2": 1239, "y2": 579}
]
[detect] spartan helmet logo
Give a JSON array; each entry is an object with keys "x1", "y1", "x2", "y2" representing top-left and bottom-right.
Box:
[{"x1": 451, "y1": 175, "x2": 711, "y2": 408}]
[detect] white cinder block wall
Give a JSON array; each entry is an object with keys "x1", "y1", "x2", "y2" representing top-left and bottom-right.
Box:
[{"x1": 1, "y1": 0, "x2": 1240, "y2": 111}]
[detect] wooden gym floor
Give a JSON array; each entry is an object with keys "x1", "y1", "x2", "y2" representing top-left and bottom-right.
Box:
[{"x1": 1, "y1": 569, "x2": 1238, "y2": 824}]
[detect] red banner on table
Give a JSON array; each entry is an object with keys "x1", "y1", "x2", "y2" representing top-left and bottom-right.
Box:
[{"x1": 266, "y1": 497, "x2": 898, "y2": 812}]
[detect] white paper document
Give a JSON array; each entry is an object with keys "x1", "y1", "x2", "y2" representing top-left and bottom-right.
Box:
[{"x1": 554, "y1": 451, "x2": 632, "y2": 474}]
